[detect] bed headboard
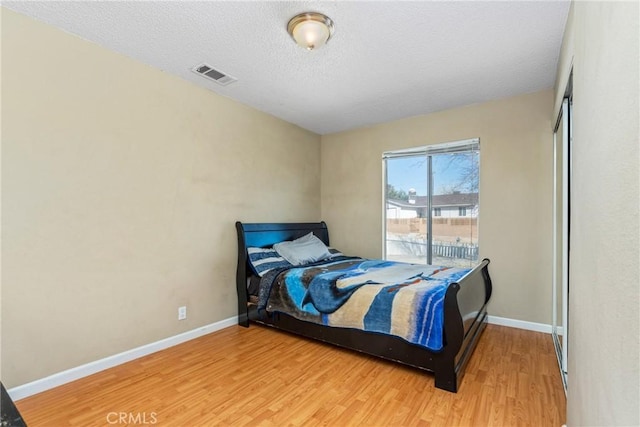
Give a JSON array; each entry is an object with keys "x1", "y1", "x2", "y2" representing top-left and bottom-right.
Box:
[{"x1": 235, "y1": 221, "x2": 330, "y2": 326}]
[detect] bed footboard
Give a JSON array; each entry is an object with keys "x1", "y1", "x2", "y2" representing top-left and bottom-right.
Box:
[{"x1": 436, "y1": 258, "x2": 492, "y2": 392}]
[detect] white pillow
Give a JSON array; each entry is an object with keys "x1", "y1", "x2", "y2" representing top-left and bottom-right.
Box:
[{"x1": 273, "y1": 232, "x2": 332, "y2": 266}]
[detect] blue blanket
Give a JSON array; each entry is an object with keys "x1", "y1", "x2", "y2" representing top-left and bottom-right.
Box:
[{"x1": 258, "y1": 258, "x2": 470, "y2": 351}]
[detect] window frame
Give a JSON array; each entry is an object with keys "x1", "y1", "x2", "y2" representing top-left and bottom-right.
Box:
[{"x1": 382, "y1": 138, "x2": 480, "y2": 265}]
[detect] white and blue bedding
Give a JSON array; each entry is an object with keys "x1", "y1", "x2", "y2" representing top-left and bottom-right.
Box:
[{"x1": 257, "y1": 257, "x2": 471, "y2": 351}]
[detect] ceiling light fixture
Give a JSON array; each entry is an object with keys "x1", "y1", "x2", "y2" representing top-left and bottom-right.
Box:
[{"x1": 287, "y1": 12, "x2": 334, "y2": 51}]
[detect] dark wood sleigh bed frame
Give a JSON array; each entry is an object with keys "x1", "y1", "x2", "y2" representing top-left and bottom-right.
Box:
[{"x1": 235, "y1": 221, "x2": 492, "y2": 393}]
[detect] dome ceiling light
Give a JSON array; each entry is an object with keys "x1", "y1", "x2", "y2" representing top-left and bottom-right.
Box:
[{"x1": 287, "y1": 12, "x2": 335, "y2": 51}]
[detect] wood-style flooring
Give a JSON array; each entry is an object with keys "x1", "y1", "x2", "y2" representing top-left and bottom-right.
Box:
[{"x1": 16, "y1": 324, "x2": 565, "y2": 426}]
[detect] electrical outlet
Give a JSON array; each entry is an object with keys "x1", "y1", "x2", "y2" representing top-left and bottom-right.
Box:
[{"x1": 178, "y1": 306, "x2": 187, "y2": 320}]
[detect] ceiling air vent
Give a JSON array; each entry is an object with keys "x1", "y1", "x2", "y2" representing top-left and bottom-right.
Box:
[{"x1": 192, "y1": 64, "x2": 237, "y2": 86}]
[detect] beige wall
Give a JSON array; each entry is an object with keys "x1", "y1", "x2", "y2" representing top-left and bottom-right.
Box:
[
  {"x1": 556, "y1": 2, "x2": 640, "y2": 426},
  {"x1": 321, "y1": 90, "x2": 554, "y2": 324},
  {"x1": 1, "y1": 9, "x2": 321, "y2": 387}
]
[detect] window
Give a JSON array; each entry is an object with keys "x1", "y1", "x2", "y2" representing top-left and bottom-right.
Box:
[{"x1": 383, "y1": 139, "x2": 479, "y2": 268}]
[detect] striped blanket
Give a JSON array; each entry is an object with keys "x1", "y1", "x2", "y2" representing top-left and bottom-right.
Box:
[{"x1": 258, "y1": 258, "x2": 471, "y2": 351}]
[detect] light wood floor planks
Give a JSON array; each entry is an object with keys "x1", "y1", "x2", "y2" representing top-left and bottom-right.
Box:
[{"x1": 16, "y1": 324, "x2": 565, "y2": 426}]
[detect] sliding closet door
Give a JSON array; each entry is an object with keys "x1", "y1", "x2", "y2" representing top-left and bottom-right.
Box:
[{"x1": 553, "y1": 96, "x2": 570, "y2": 392}]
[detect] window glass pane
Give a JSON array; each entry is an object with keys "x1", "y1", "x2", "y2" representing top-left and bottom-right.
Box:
[
  {"x1": 431, "y1": 152, "x2": 479, "y2": 268},
  {"x1": 384, "y1": 142, "x2": 479, "y2": 267},
  {"x1": 385, "y1": 157, "x2": 427, "y2": 264},
  {"x1": 384, "y1": 141, "x2": 479, "y2": 267}
]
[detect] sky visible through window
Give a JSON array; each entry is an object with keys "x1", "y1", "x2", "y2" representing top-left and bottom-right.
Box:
[{"x1": 387, "y1": 153, "x2": 477, "y2": 196}]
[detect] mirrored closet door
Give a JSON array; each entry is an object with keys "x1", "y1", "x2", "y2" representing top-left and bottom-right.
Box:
[{"x1": 552, "y1": 77, "x2": 572, "y2": 393}]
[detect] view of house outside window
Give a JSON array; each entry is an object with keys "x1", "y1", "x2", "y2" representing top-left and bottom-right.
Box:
[{"x1": 384, "y1": 144, "x2": 479, "y2": 268}]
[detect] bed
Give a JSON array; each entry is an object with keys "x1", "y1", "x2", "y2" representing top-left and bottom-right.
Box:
[{"x1": 235, "y1": 221, "x2": 492, "y2": 393}]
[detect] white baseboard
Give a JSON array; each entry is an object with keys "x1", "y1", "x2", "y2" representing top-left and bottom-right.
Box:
[
  {"x1": 487, "y1": 315, "x2": 554, "y2": 334},
  {"x1": 8, "y1": 316, "x2": 238, "y2": 401}
]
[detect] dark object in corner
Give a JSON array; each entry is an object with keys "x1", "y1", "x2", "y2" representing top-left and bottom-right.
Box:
[{"x1": 1, "y1": 382, "x2": 27, "y2": 427}]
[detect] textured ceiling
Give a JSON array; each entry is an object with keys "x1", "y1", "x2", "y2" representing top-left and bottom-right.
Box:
[{"x1": 4, "y1": 1, "x2": 570, "y2": 135}]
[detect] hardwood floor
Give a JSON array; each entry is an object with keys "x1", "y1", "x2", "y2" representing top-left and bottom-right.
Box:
[{"x1": 16, "y1": 324, "x2": 565, "y2": 426}]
